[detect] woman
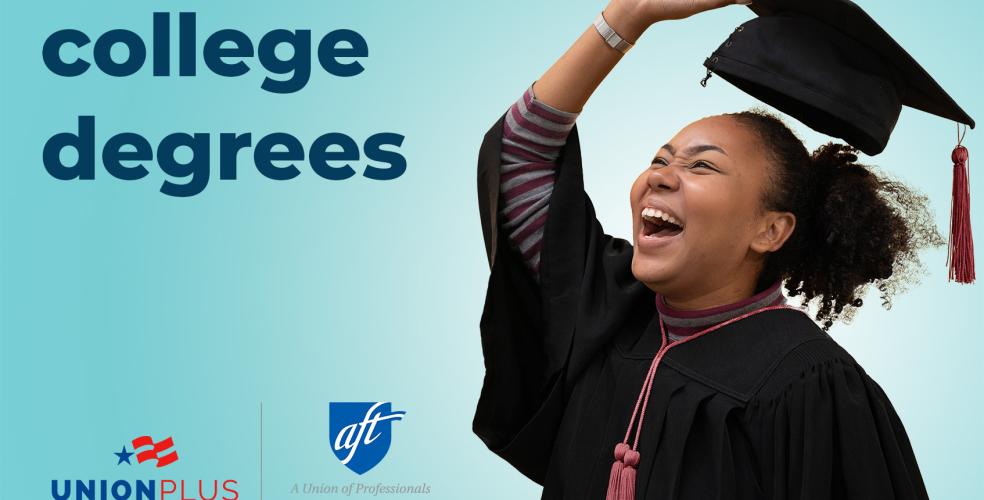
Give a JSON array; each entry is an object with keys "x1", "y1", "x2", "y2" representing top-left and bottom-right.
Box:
[{"x1": 472, "y1": 0, "x2": 941, "y2": 499}]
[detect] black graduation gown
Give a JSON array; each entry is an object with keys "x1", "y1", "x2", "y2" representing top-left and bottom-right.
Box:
[{"x1": 472, "y1": 110, "x2": 931, "y2": 500}]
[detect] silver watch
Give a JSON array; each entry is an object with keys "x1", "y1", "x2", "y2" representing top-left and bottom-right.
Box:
[{"x1": 593, "y1": 12, "x2": 634, "y2": 54}]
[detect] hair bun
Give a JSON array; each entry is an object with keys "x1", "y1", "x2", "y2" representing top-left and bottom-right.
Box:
[
  {"x1": 811, "y1": 142, "x2": 858, "y2": 175},
  {"x1": 809, "y1": 142, "x2": 862, "y2": 215}
]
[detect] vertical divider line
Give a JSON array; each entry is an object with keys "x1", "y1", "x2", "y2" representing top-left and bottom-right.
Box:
[{"x1": 260, "y1": 401, "x2": 264, "y2": 500}]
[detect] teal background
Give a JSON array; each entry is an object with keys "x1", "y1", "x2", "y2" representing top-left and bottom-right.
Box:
[{"x1": 1, "y1": 0, "x2": 981, "y2": 498}]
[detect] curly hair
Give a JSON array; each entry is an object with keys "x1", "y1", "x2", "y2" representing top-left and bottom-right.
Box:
[{"x1": 725, "y1": 108, "x2": 945, "y2": 330}]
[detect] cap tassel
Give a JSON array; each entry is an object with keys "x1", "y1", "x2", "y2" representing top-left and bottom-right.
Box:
[{"x1": 948, "y1": 124, "x2": 975, "y2": 283}]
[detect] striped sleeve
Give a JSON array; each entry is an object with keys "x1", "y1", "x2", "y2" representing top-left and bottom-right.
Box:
[{"x1": 499, "y1": 82, "x2": 581, "y2": 280}]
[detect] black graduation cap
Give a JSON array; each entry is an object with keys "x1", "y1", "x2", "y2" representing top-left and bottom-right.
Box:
[
  {"x1": 701, "y1": 0, "x2": 976, "y2": 283},
  {"x1": 702, "y1": 0, "x2": 974, "y2": 156}
]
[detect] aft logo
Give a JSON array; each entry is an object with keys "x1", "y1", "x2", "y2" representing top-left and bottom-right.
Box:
[
  {"x1": 329, "y1": 402, "x2": 406, "y2": 474},
  {"x1": 51, "y1": 435, "x2": 238, "y2": 500}
]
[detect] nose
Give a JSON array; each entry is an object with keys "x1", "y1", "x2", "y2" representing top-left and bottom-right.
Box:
[{"x1": 647, "y1": 163, "x2": 680, "y2": 191}]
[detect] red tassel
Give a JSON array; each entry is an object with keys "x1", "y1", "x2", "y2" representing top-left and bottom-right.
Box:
[
  {"x1": 606, "y1": 443, "x2": 627, "y2": 498},
  {"x1": 605, "y1": 443, "x2": 640, "y2": 500},
  {"x1": 948, "y1": 136, "x2": 975, "y2": 283}
]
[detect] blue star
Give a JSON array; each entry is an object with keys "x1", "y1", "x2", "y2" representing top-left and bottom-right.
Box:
[{"x1": 114, "y1": 446, "x2": 133, "y2": 465}]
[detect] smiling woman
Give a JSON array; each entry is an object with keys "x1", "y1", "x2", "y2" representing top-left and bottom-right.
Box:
[
  {"x1": 627, "y1": 114, "x2": 798, "y2": 309},
  {"x1": 472, "y1": 0, "x2": 950, "y2": 499}
]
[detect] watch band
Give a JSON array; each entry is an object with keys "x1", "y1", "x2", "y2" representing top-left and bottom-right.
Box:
[{"x1": 593, "y1": 12, "x2": 634, "y2": 54}]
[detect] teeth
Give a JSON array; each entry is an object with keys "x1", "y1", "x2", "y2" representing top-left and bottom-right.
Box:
[{"x1": 641, "y1": 207, "x2": 681, "y2": 227}]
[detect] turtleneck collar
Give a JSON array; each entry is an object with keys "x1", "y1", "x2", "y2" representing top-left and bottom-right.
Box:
[{"x1": 655, "y1": 280, "x2": 786, "y2": 341}]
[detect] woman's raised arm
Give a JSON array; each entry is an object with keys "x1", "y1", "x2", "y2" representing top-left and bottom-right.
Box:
[{"x1": 498, "y1": 0, "x2": 748, "y2": 279}]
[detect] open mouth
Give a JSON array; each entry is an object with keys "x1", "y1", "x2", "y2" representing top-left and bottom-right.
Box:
[{"x1": 640, "y1": 207, "x2": 684, "y2": 239}]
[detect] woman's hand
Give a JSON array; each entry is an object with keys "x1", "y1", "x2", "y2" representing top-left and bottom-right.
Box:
[
  {"x1": 528, "y1": 0, "x2": 749, "y2": 114},
  {"x1": 619, "y1": 0, "x2": 751, "y2": 25}
]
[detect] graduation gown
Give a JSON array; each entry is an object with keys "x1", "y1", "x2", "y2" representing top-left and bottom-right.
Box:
[{"x1": 472, "y1": 111, "x2": 931, "y2": 500}]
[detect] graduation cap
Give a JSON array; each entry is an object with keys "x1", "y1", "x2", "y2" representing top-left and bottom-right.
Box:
[{"x1": 700, "y1": 0, "x2": 976, "y2": 284}]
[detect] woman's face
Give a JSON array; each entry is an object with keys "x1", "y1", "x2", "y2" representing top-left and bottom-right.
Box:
[{"x1": 629, "y1": 115, "x2": 790, "y2": 300}]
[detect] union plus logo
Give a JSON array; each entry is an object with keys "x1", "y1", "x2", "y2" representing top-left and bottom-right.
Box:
[
  {"x1": 51, "y1": 434, "x2": 238, "y2": 500},
  {"x1": 329, "y1": 402, "x2": 406, "y2": 474}
]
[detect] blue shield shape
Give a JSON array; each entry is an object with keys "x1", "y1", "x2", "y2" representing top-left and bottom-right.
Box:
[{"x1": 329, "y1": 402, "x2": 406, "y2": 474}]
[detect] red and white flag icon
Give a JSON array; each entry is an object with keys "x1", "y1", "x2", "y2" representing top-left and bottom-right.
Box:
[{"x1": 131, "y1": 435, "x2": 178, "y2": 468}]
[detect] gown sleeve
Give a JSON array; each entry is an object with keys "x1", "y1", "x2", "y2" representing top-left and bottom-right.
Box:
[
  {"x1": 472, "y1": 83, "x2": 651, "y2": 484},
  {"x1": 747, "y1": 353, "x2": 930, "y2": 500},
  {"x1": 498, "y1": 83, "x2": 579, "y2": 280}
]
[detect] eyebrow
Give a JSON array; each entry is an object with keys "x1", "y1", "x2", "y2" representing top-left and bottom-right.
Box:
[{"x1": 657, "y1": 143, "x2": 728, "y2": 159}]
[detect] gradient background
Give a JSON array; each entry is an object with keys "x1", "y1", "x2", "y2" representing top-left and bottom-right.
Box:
[{"x1": 1, "y1": 1, "x2": 981, "y2": 498}]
